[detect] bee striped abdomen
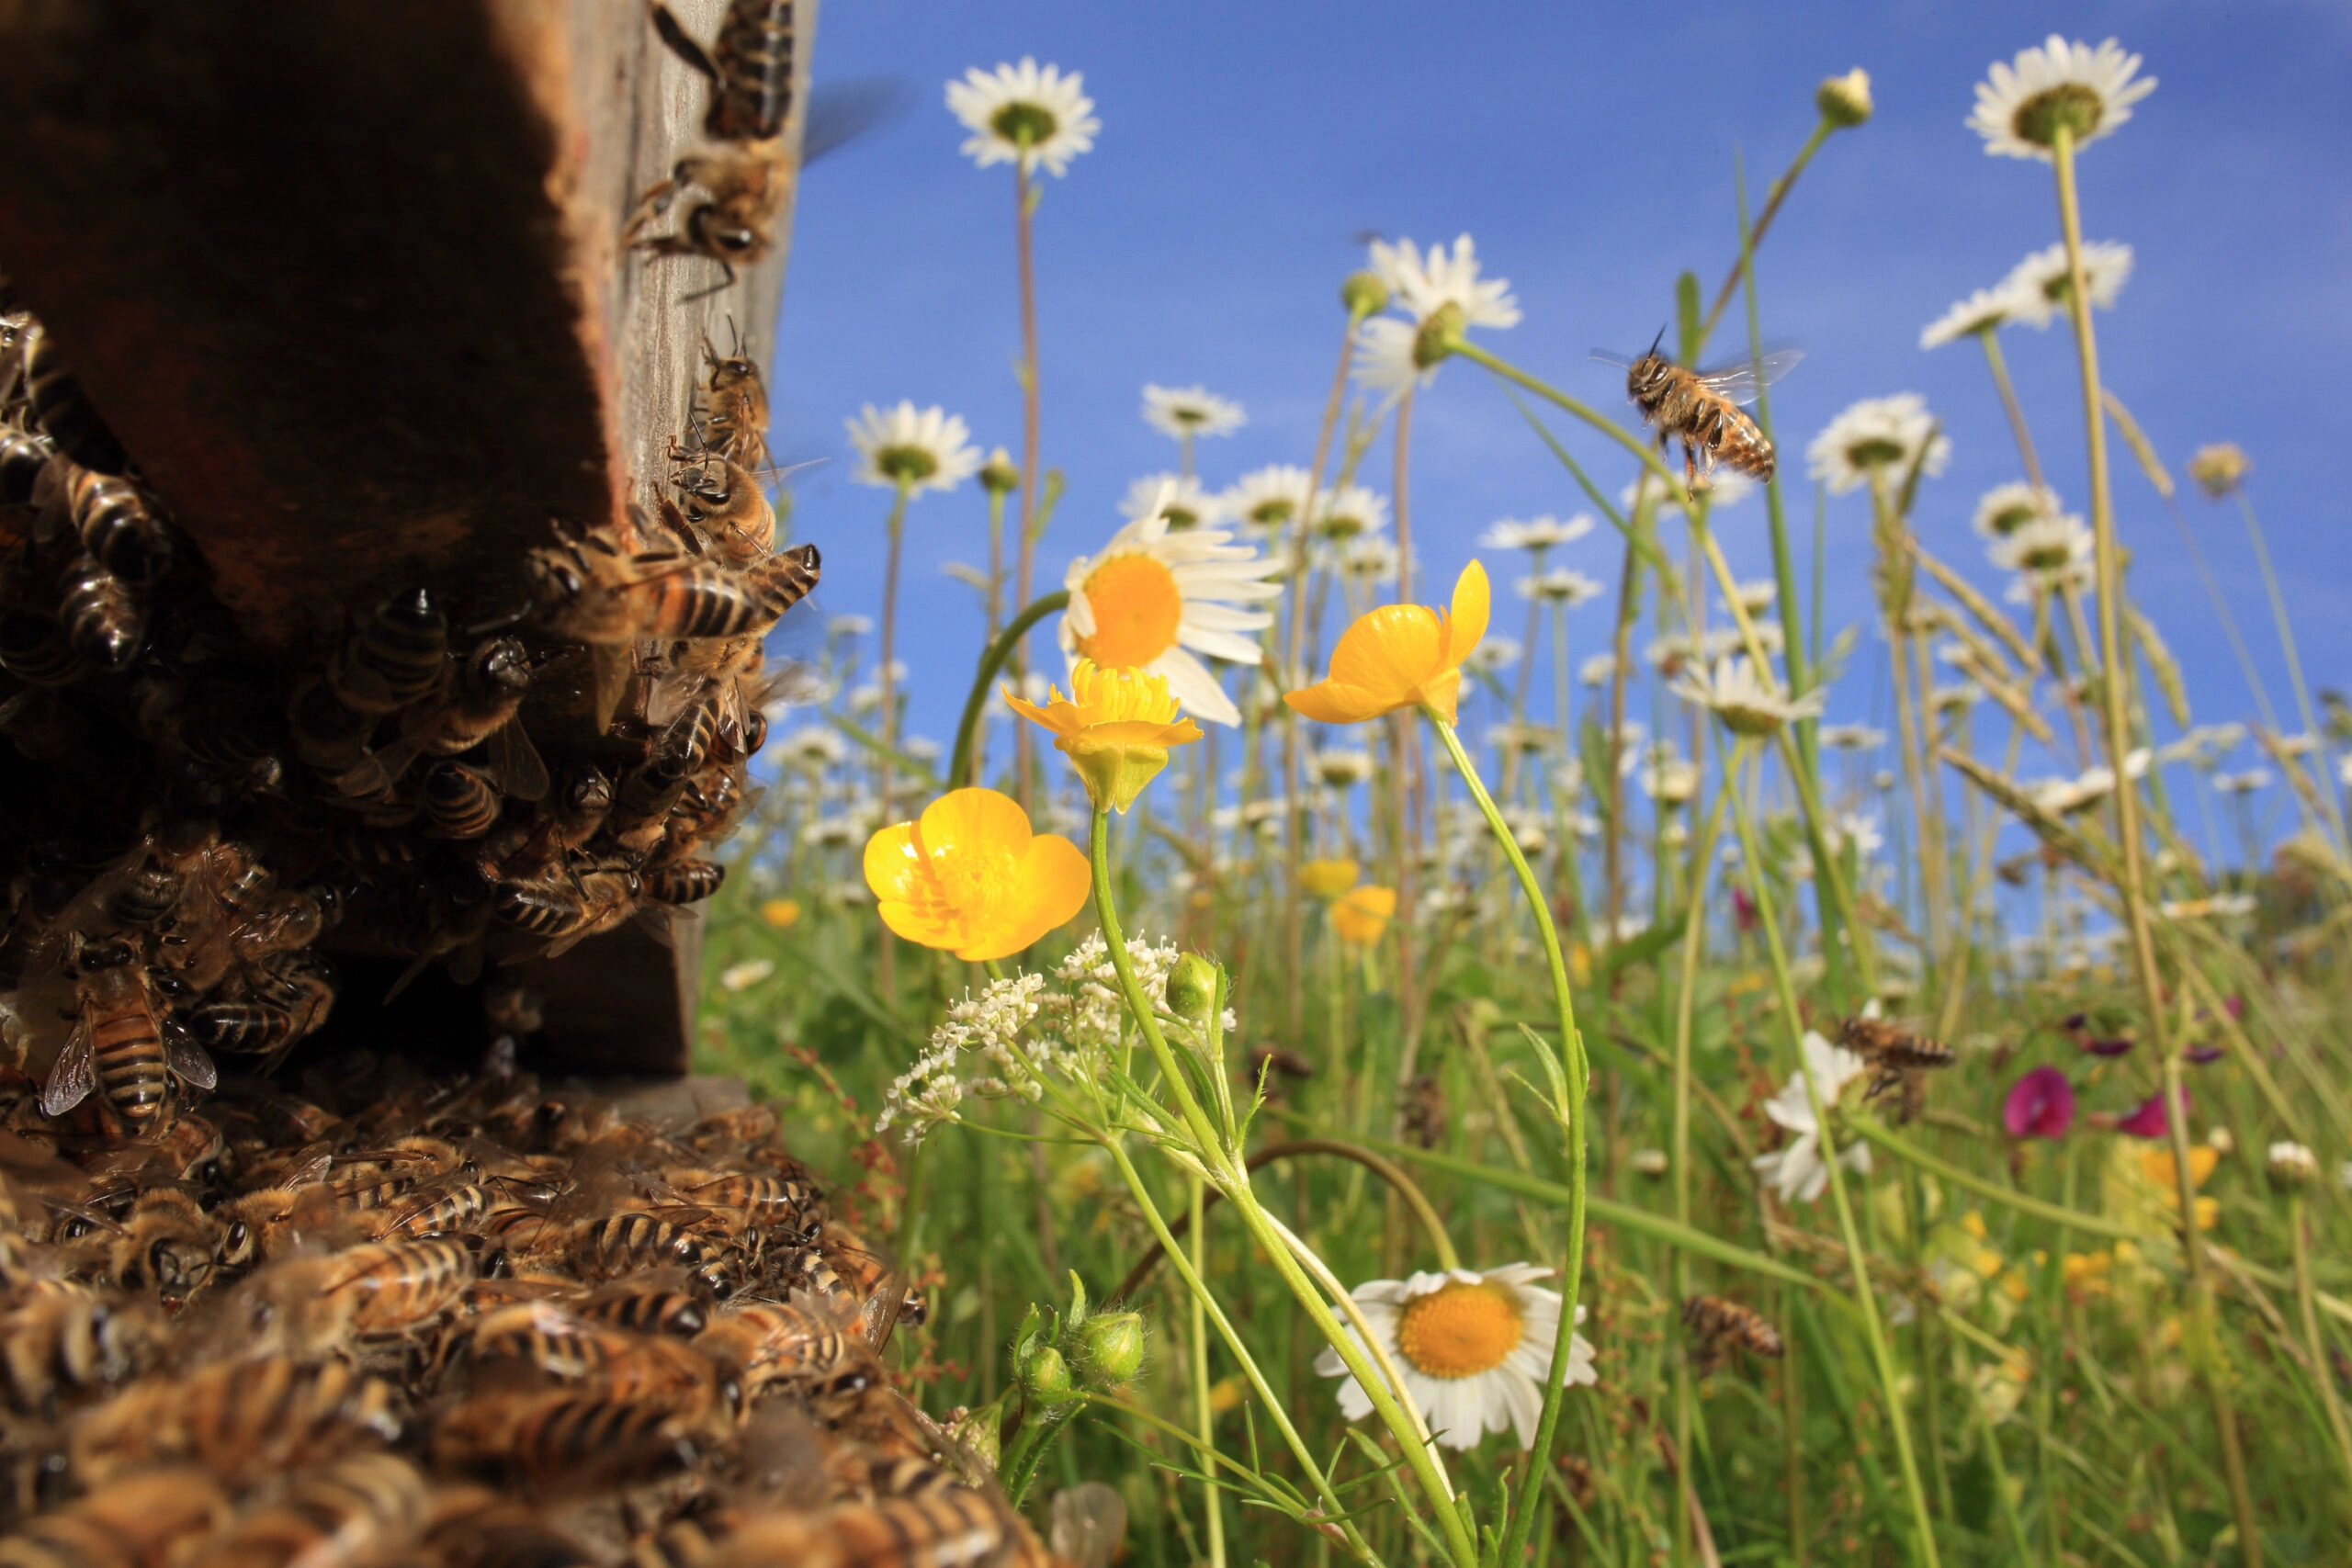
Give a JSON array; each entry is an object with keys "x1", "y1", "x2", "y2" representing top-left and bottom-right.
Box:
[{"x1": 708, "y1": 0, "x2": 794, "y2": 141}]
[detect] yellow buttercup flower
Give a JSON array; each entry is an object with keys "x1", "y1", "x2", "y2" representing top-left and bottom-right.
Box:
[
  {"x1": 1301, "y1": 858, "x2": 1361, "y2": 898},
  {"x1": 862, "y1": 788, "x2": 1091, "y2": 961},
  {"x1": 2141, "y1": 1145, "x2": 2222, "y2": 1231},
  {"x1": 1285, "y1": 560, "x2": 1490, "y2": 725},
  {"x1": 759, "y1": 897, "x2": 802, "y2": 930},
  {"x1": 1330, "y1": 885, "x2": 1398, "y2": 946},
  {"x1": 1004, "y1": 659, "x2": 1203, "y2": 814}
]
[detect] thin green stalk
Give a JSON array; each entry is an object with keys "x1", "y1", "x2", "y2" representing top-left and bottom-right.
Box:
[
  {"x1": 1429, "y1": 720, "x2": 1589, "y2": 1568},
  {"x1": 1722, "y1": 739, "x2": 1940, "y2": 1568},
  {"x1": 1699, "y1": 117, "x2": 1833, "y2": 342},
  {"x1": 949, "y1": 591, "x2": 1071, "y2": 789},
  {"x1": 1975, "y1": 326, "x2": 2046, "y2": 492},
  {"x1": 1191, "y1": 1176, "x2": 1227, "y2": 1568},
  {"x1": 2290, "y1": 1191, "x2": 2352, "y2": 1504}
]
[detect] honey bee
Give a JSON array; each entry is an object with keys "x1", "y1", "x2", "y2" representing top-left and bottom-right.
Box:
[
  {"x1": 0, "y1": 607, "x2": 86, "y2": 686},
  {"x1": 376, "y1": 1175, "x2": 494, "y2": 1240},
  {"x1": 380, "y1": 635, "x2": 548, "y2": 801},
  {"x1": 486, "y1": 766, "x2": 613, "y2": 877},
  {"x1": 54, "y1": 542, "x2": 144, "y2": 672},
  {"x1": 570, "y1": 1213, "x2": 735, "y2": 1295},
  {"x1": 0, "y1": 1286, "x2": 164, "y2": 1416},
  {"x1": 40, "y1": 937, "x2": 217, "y2": 1128},
  {"x1": 492, "y1": 861, "x2": 639, "y2": 960},
  {"x1": 175, "y1": 1451, "x2": 432, "y2": 1568},
  {"x1": 575, "y1": 1273, "x2": 712, "y2": 1339},
  {"x1": 1, "y1": 1468, "x2": 229, "y2": 1568},
  {"x1": 421, "y1": 761, "x2": 503, "y2": 841},
  {"x1": 23, "y1": 325, "x2": 129, "y2": 477},
  {"x1": 328, "y1": 587, "x2": 448, "y2": 716},
  {"x1": 628, "y1": 2, "x2": 796, "y2": 295},
  {"x1": 1680, "y1": 1294, "x2": 1784, "y2": 1375},
  {"x1": 0, "y1": 421, "x2": 53, "y2": 507},
  {"x1": 694, "y1": 1295, "x2": 859, "y2": 1402},
  {"x1": 711, "y1": 1490, "x2": 1019, "y2": 1568},
  {"x1": 62, "y1": 466, "x2": 171, "y2": 588},
  {"x1": 640, "y1": 859, "x2": 725, "y2": 907},
  {"x1": 1836, "y1": 1015, "x2": 1956, "y2": 1112},
  {"x1": 187, "y1": 949, "x2": 336, "y2": 1066},
  {"x1": 606, "y1": 747, "x2": 695, "y2": 854},
  {"x1": 1595, "y1": 338, "x2": 1800, "y2": 487},
  {"x1": 669, "y1": 1169, "x2": 818, "y2": 1230},
  {"x1": 107, "y1": 1186, "x2": 220, "y2": 1303},
  {"x1": 697, "y1": 333, "x2": 771, "y2": 471},
  {"x1": 318, "y1": 1236, "x2": 479, "y2": 1335},
  {"x1": 428, "y1": 1387, "x2": 704, "y2": 1497},
  {"x1": 68, "y1": 1356, "x2": 402, "y2": 1486},
  {"x1": 668, "y1": 446, "x2": 776, "y2": 568}
]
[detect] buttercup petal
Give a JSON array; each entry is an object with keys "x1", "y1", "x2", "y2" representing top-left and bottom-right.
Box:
[
  {"x1": 969, "y1": 832, "x2": 1092, "y2": 960},
  {"x1": 1446, "y1": 560, "x2": 1490, "y2": 662}
]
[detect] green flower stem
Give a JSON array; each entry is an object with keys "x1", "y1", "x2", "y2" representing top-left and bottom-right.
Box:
[
  {"x1": 1427, "y1": 719, "x2": 1589, "y2": 1568},
  {"x1": 949, "y1": 591, "x2": 1070, "y2": 789},
  {"x1": 2053, "y1": 121, "x2": 2261, "y2": 1568},
  {"x1": 1848, "y1": 1120, "x2": 2149, "y2": 1245},
  {"x1": 1700, "y1": 117, "x2": 1833, "y2": 344},
  {"x1": 1089, "y1": 811, "x2": 1475, "y2": 1568},
  {"x1": 1722, "y1": 742, "x2": 1940, "y2": 1568},
  {"x1": 1190, "y1": 1176, "x2": 1227, "y2": 1568},
  {"x1": 1973, "y1": 325, "x2": 2047, "y2": 493},
  {"x1": 2291, "y1": 1191, "x2": 2352, "y2": 1504}
]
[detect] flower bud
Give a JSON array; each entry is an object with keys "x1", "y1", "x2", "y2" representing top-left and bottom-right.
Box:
[
  {"x1": 1074, "y1": 1310, "x2": 1146, "y2": 1386},
  {"x1": 2205, "y1": 1125, "x2": 2235, "y2": 1156},
  {"x1": 1164, "y1": 953, "x2": 1219, "y2": 1027},
  {"x1": 1816, "y1": 68, "x2": 1872, "y2": 129},
  {"x1": 980, "y1": 446, "x2": 1022, "y2": 494},
  {"x1": 1631, "y1": 1148, "x2": 1669, "y2": 1178},
  {"x1": 2186, "y1": 443, "x2": 2251, "y2": 500},
  {"x1": 1412, "y1": 302, "x2": 1464, "y2": 369},
  {"x1": 2267, "y1": 1140, "x2": 2319, "y2": 1192},
  {"x1": 1340, "y1": 270, "x2": 1389, "y2": 319},
  {"x1": 1020, "y1": 1343, "x2": 1080, "y2": 1406}
]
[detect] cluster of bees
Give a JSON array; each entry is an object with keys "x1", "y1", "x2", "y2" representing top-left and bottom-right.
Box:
[{"x1": 0, "y1": 1052, "x2": 1064, "y2": 1565}]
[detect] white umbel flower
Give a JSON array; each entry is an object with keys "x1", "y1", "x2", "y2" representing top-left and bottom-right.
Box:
[
  {"x1": 1120, "y1": 472, "x2": 1222, "y2": 531},
  {"x1": 845, "y1": 402, "x2": 982, "y2": 494},
  {"x1": 1672, "y1": 658, "x2": 1827, "y2": 738},
  {"x1": 1807, "y1": 395, "x2": 1951, "y2": 495},
  {"x1": 1999, "y1": 241, "x2": 2134, "y2": 328},
  {"x1": 1517, "y1": 568, "x2": 1605, "y2": 607},
  {"x1": 1222, "y1": 465, "x2": 1316, "y2": 531},
  {"x1": 1481, "y1": 514, "x2": 1594, "y2": 553},
  {"x1": 1059, "y1": 482, "x2": 1283, "y2": 727},
  {"x1": 1142, "y1": 383, "x2": 1246, "y2": 440},
  {"x1": 1969, "y1": 36, "x2": 2155, "y2": 162},
  {"x1": 1752, "y1": 1032, "x2": 1873, "y2": 1204},
  {"x1": 1972, "y1": 481, "x2": 2062, "y2": 539},
  {"x1": 1314, "y1": 1264, "x2": 1595, "y2": 1451},
  {"x1": 1920, "y1": 285, "x2": 2026, "y2": 350},
  {"x1": 945, "y1": 59, "x2": 1100, "y2": 175}
]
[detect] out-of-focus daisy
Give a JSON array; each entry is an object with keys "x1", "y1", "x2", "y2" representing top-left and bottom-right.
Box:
[
  {"x1": 1807, "y1": 395, "x2": 1951, "y2": 494},
  {"x1": 1969, "y1": 36, "x2": 2155, "y2": 162},
  {"x1": 1351, "y1": 316, "x2": 1432, "y2": 398},
  {"x1": 1999, "y1": 241, "x2": 2134, "y2": 328},
  {"x1": 1468, "y1": 636, "x2": 1521, "y2": 673},
  {"x1": 1141, "y1": 383, "x2": 1245, "y2": 441},
  {"x1": 1314, "y1": 1263, "x2": 1594, "y2": 1451},
  {"x1": 1224, "y1": 465, "x2": 1315, "y2": 531},
  {"x1": 1991, "y1": 513, "x2": 2093, "y2": 590},
  {"x1": 946, "y1": 59, "x2": 1100, "y2": 175},
  {"x1": 2188, "y1": 443, "x2": 2251, "y2": 499},
  {"x1": 1481, "y1": 514, "x2": 1593, "y2": 553},
  {"x1": 1337, "y1": 535, "x2": 1403, "y2": 588},
  {"x1": 718, "y1": 958, "x2": 775, "y2": 992},
  {"x1": 1060, "y1": 482, "x2": 1283, "y2": 727},
  {"x1": 828, "y1": 614, "x2": 874, "y2": 640},
  {"x1": 1828, "y1": 811, "x2": 1884, "y2": 860},
  {"x1": 1578, "y1": 652, "x2": 1617, "y2": 688},
  {"x1": 1973, "y1": 481, "x2": 2062, "y2": 539},
  {"x1": 1639, "y1": 754, "x2": 1699, "y2": 806},
  {"x1": 1673, "y1": 659, "x2": 1828, "y2": 738},
  {"x1": 1518, "y1": 568, "x2": 1605, "y2": 607},
  {"x1": 1920, "y1": 284, "x2": 2028, "y2": 350},
  {"x1": 846, "y1": 402, "x2": 983, "y2": 493},
  {"x1": 1733, "y1": 579, "x2": 1778, "y2": 615},
  {"x1": 1121, "y1": 472, "x2": 1222, "y2": 531},
  {"x1": 1311, "y1": 748, "x2": 1376, "y2": 789},
  {"x1": 1752, "y1": 1031, "x2": 1873, "y2": 1204},
  {"x1": 1819, "y1": 722, "x2": 1886, "y2": 750},
  {"x1": 2212, "y1": 769, "x2": 2270, "y2": 796},
  {"x1": 1312, "y1": 485, "x2": 1391, "y2": 542},
  {"x1": 2267, "y1": 1141, "x2": 2320, "y2": 1190}
]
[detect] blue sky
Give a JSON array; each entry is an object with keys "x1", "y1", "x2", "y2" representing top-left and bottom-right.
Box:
[{"x1": 770, "y1": 1, "x2": 2352, "y2": 778}]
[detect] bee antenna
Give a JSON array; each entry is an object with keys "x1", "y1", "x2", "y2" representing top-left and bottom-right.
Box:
[{"x1": 1648, "y1": 326, "x2": 1667, "y2": 357}]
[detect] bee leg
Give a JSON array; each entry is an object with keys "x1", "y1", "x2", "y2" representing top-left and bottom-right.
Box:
[
  {"x1": 648, "y1": 4, "x2": 720, "y2": 82},
  {"x1": 676, "y1": 262, "x2": 739, "y2": 307},
  {"x1": 623, "y1": 177, "x2": 683, "y2": 245}
]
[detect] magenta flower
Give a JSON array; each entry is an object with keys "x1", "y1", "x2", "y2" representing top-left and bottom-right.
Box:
[
  {"x1": 2003, "y1": 1066, "x2": 2075, "y2": 1139},
  {"x1": 2115, "y1": 1087, "x2": 2180, "y2": 1139}
]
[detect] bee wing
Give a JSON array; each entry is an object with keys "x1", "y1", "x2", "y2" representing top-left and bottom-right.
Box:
[
  {"x1": 590, "y1": 645, "x2": 635, "y2": 738},
  {"x1": 485, "y1": 719, "x2": 550, "y2": 804},
  {"x1": 163, "y1": 1018, "x2": 217, "y2": 1092},
  {"x1": 1690, "y1": 349, "x2": 1804, "y2": 407},
  {"x1": 1051, "y1": 1482, "x2": 1131, "y2": 1568},
  {"x1": 802, "y1": 76, "x2": 916, "y2": 166},
  {"x1": 40, "y1": 1010, "x2": 96, "y2": 1116}
]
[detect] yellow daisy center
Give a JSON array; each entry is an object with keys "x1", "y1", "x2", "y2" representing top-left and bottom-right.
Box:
[
  {"x1": 1395, "y1": 1281, "x2": 1522, "y2": 1380},
  {"x1": 1078, "y1": 554, "x2": 1183, "y2": 667}
]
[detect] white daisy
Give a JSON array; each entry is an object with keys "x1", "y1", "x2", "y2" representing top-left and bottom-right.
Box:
[
  {"x1": 2212, "y1": 769, "x2": 2270, "y2": 797},
  {"x1": 1969, "y1": 36, "x2": 2155, "y2": 162},
  {"x1": 1751, "y1": 1031, "x2": 1873, "y2": 1204},
  {"x1": 1640, "y1": 755, "x2": 1699, "y2": 806},
  {"x1": 1972, "y1": 481, "x2": 2062, "y2": 539},
  {"x1": 1671, "y1": 658, "x2": 1828, "y2": 738},
  {"x1": 1311, "y1": 748, "x2": 1376, "y2": 788},
  {"x1": 1578, "y1": 652, "x2": 1617, "y2": 688},
  {"x1": 718, "y1": 958, "x2": 775, "y2": 992},
  {"x1": 1371, "y1": 234, "x2": 1522, "y2": 333},
  {"x1": 1312, "y1": 485, "x2": 1391, "y2": 542},
  {"x1": 1482, "y1": 514, "x2": 1594, "y2": 553},
  {"x1": 1223, "y1": 465, "x2": 1315, "y2": 531},
  {"x1": 845, "y1": 402, "x2": 983, "y2": 494},
  {"x1": 945, "y1": 58, "x2": 1100, "y2": 176},
  {"x1": 1314, "y1": 1263, "x2": 1595, "y2": 1451},
  {"x1": 1806, "y1": 394, "x2": 1951, "y2": 495},
  {"x1": 1517, "y1": 568, "x2": 1606, "y2": 607},
  {"x1": 1920, "y1": 284, "x2": 2028, "y2": 350},
  {"x1": 1819, "y1": 722, "x2": 1886, "y2": 750},
  {"x1": 827, "y1": 614, "x2": 874, "y2": 639},
  {"x1": 1468, "y1": 636, "x2": 1521, "y2": 673},
  {"x1": 1120, "y1": 472, "x2": 1223, "y2": 531},
  {"x1": 1989, "y1": 513, "x2": 2092, "y2": 580},
  {"x1": 1059, "y1": 482, "x2": 1283, "y2": 727},
  {"x1": 1141, "y1": 383, "x2": 1246, "y2": 441},
  {"x1": 1999, "y1": 241, "x2": 2134, "y2": 328},
  {"x1": 1350, "y1": 315, "x2": 1432, "y2": 397},
  {"x1": 1337, "y1": 534, "x2": 1402, "y2": 586},
  {"x1": 1694, "y1": 469, "x2": 1758, "y2": 508},
  {"x1": 1734, "y1": 579, "x2": 1778, "y2": 614}
]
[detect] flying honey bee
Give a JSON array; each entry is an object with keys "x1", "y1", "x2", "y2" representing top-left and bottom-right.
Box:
[
  {"x1": 40, "y1": 937, "x2": 217, "y2": 1128},
  {"x1": 627, "y1": 1, "x2": 796, "y2": 296},
  {"x1": 1837, "y1": 1015, "x2": 1956, "y2": 1115},
  {"x1": 1594, "y1": 337, "x2": 1801, "y2": 488},
  {"x1": 1681, "y1": 1294, "x2": 1785, "y2": 1375}
]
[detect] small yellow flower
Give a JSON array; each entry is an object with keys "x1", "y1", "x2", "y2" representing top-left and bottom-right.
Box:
[
  {"x1": 1330, "y1": 885, "x2": 1398, "y2": 946},
  {"x1": 2141, "y1": 1145, "x2": 2222, "y2": 1230},
  {"x1": 1286, "y1": 560, "x2": 1490, "y2": 725},
  {"x1": 760, "y1": 897, "x2": 802, "y2": 929},
  {"x1": 1301, "y1": 858, "x2": 1361, "y2": 898},
  {"x1": 862, "y1": 788, "x2": 1091, "y2": 961},
  {"x1": 1005, "y1": 659, "x2": 1203, "y2": 814}
]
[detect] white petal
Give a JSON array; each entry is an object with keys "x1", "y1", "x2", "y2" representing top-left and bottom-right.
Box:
[
  {"x1": 1175, "y1": 623, "x2": 1268, "y2": 666},
  {"x1": 1150, "y1": 648, "x2": 1239, "y2": 727}
]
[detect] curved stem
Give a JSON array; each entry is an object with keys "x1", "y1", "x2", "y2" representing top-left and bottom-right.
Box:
[{"x1": 949, "y1": 591, "x2": 1071, "y2": 790}]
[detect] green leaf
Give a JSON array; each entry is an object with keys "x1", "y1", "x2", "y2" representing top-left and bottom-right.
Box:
[
  {"x1": 1596, "y1": 909, "x2": 1690, "y2": 987},
  {"x1": 1676, "y1": 271, "x2": 1702, "y2": 368}
]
